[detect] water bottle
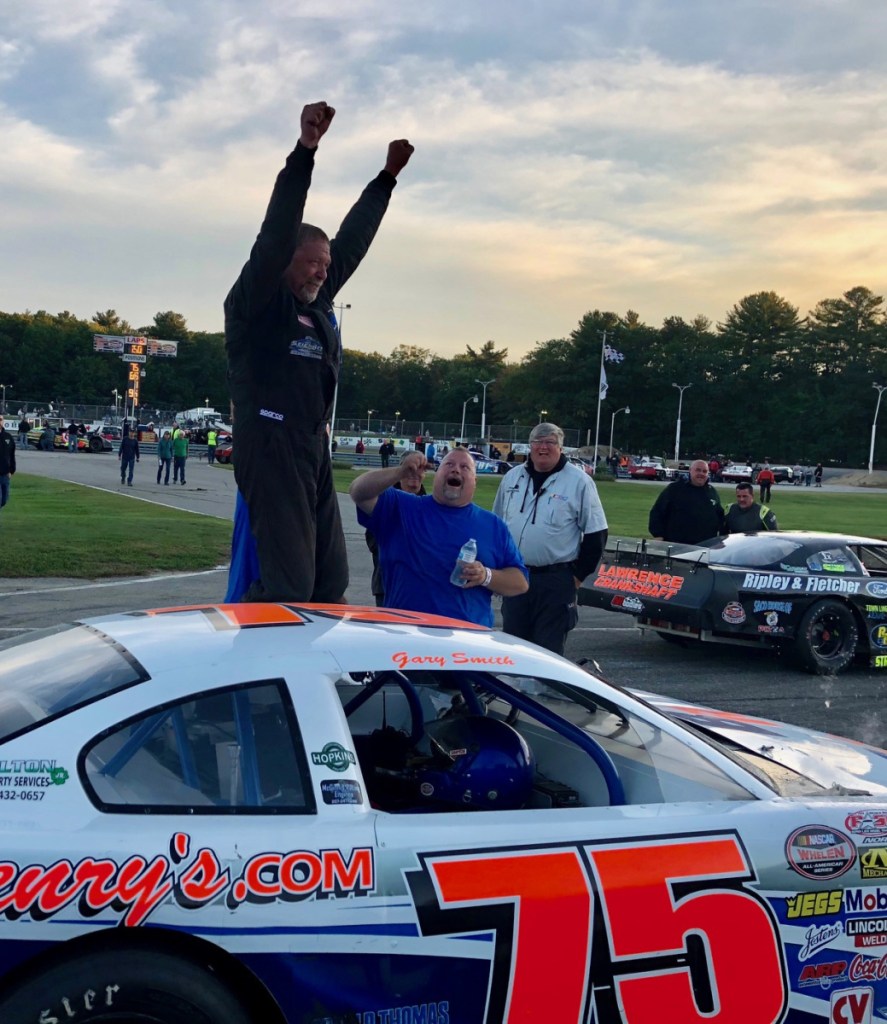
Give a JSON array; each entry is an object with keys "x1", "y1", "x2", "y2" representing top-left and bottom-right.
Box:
[{"x1": 450, "y1": 538, "x2": 477, "y2": 587}]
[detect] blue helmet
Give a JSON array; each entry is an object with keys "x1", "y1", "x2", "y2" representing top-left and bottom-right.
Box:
[{"x1": 415, "y1": 716, "x2": 535, "y2": 810}]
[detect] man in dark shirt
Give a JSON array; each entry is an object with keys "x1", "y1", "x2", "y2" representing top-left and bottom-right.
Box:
[
  {"x1": 723, "y1": 482, "x2": 778, "y2": 534},
  {"x1": 225, "y1": 101, "x2": 413, "y2": 602},
  {"x1": 648, "y1": 459, "x2": 724, "y2": 543}
]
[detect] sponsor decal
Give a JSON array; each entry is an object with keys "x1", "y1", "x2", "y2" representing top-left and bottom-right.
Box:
[
  {"x1": 865, "y1": 605, "x2": 887, "y2": 614},
  {"x1": 318, "y1": 1004, "x2": 451, "y2": 1024},
  {"x1": 866, "y1": 581, "x2": 887, "y2": 599},
  {"x1": 0, "y1": 833, "x2": 374, "y2": 927},
  {"x1": 722, "y1": 602, "x2": 746, "y2": 625},
  {"x1": 845, "y1": 887, "x2": 887, "y2": 915},
  {"x1": 798, "y1": 921, "x2": 845, "y2": 962},
  {"x1": 765, "y1": 611, "x2": 780, "y2": 627},
  {"x1": 311, "y1": 743, "x2": 357, "y2": 772},
  {"x1": 0, "y1": 759, "x2": 69, "y2": 799},
  {"x1": 611, "y1": 594, "x2": 645, "y2": 614},
  {"x1": 758, "y1": 624, "x2": 786, "y2": 635},
  {"x1": 592, "y1": 565, "x2": 684, "y2": 601},
  {"x1": 798, "y1": 960, "x2": 848, "y2": 990},
  {"x1": 321, "y1": 779, "x2": 363, "y2": 805},
  {"x1": 876, "y1": 655, "x2": 887, "y2": 669},
  {"x1": 786, "y1": 826, "x2": 856, "y2": 880},
  {"x1": 786, "y1": 889, "x2": 843, "y2": 919},
  {"x1": 846, "y1": 917, "x2": 887, "y2": 947},
  {"x1": 289, "y1": 337, "x2": 324, "y2": 360},
  {"x1": 871, "y1": 624, "x2": 887, "y2": 650},
  {"x1": 845, "y1": 811, "x2": 887, "y2": 839},
  {"x1": 849, "y1": 953, "x2": 887, "y2": 981},
  {"x1": 391, "y1": 652, "x2": 515, "y2": 670},
  {"x1": 743, "y1": 571, "x2": 861, "y2": 595},
  {"x1": 754, "y1": 600, "x2": 793, "y2": 614},
  {"x1": 259, "y1": 408, "x2": 284, "y2": 421},
  {"x1": 830, "y1": 986, "x2": 873, "y2": 1023},
  {"x1": 780, "y1": 564, "x2": 808, "y2": 573}
]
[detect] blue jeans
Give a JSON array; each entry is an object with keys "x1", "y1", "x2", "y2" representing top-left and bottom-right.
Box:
[
  {"x1": 0, "y1": 474, "x2": 9, "y2": 509},
  {"x1": 17, "y1": 433, "x2": 28, "y2": 449},
  {"x1": 120, "y1": 455, "x2": 136, "y2": 484}
]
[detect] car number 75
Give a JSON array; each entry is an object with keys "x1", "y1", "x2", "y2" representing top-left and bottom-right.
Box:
[{"x1": 407, "y1": 832, "x2": 787, "y2": 1024}]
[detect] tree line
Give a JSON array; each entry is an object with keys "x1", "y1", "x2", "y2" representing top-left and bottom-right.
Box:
[{"x1": 1, "y1": 286, "x2": 885, "y2": 465}]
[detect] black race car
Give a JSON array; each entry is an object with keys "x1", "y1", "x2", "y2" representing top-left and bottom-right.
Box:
[{"x1": 579, "y1": 531, "x2": 887, "y2": 674}]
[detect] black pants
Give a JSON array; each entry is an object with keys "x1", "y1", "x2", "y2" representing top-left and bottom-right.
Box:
[
  {"x1": 502, "y1": 567, "x2": 578, "y2": 656},
  {"x1": 157, "y1": 457, "x2": 171, "y2": 484},
  {"x1": 235, "y1": 422, "x2": 347, "y2": 603},
  {"x1": 759, "y1": 483, "x2": 771, "y2": 503}
]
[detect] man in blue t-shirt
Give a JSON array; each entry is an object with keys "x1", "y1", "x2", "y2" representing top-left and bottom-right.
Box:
[{"x1": 350, "y1": 449, "x2": 528, "y2": 627}]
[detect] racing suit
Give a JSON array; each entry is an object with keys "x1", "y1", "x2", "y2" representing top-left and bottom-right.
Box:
[{"x1": 225, "y1": 142, "x2": 397, "y2": 602}]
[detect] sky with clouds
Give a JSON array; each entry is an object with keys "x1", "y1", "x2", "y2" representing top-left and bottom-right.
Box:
[{"x1": 1, "y1": 0, "x2": 885, "y2": 359}]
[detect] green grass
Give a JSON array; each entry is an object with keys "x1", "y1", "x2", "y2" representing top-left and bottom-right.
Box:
[
  {"x1": 336, "y1": 467, "x2": 887, "y2": 538},
  {"x1": 4, "y1": 469, "x2": 885, "y2": 580},
  {"x1": 1, "y1": 475, "x2": 231, "y2": 577}
]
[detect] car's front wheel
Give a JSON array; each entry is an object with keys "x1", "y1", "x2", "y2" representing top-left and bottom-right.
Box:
[
  {"x1": 794, "y1": 599, "x2": 859, "y2": 675},
  {"x1": 0, "y1": 947, "x2": 256, "y2": 1024}
]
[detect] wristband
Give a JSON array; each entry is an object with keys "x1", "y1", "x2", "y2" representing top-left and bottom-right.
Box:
[{"x1": 482, "y1": 567, "x2": 493, "y2": 587}]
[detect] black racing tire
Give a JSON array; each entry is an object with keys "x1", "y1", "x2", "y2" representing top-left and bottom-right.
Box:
[
  {"x1": 0, "y1": 947, "x2": 256, "y2": 1024},
  {"x1": 794, "y1": 599, "x2": 859, "y2": 675},
  {"x1": 88, "y1": 435, "x2": 104, "y2": 453}
]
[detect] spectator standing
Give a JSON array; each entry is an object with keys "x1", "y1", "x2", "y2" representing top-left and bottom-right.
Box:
[
  {"x1": 722, "y1": 483, "x2": 778, "y2": 534},
  {"x1": 0, "y1": 416, "x2": 16, "y2": 519},
  {"x1": 355, "y1": 439, "x2": 365, "y2": 456},
  {"x1": 493, "y1": 422, "x2": 608, "y2": 655},
  {"x1": 757, "y1": 463, "x2": 775, "y2": 503},
  {"x1": 814, "y1": 463, "x2": 823, "y2": 487},
  {"x1": 118, "y1": 426, "x2": 139, "y2": 486},
  {"x1": 425, "y1": 440, "x2": 437, "y2": 464},
  {"x1": 378, "y1": 440, "x2": 394, "y2": 468},
  {"x1": 225, "y1": 100, "x2": 413, "y2": 603},
  {"x1": 156, "y1": 430, "x2": 173, "y2": 485},
  {"x1": 67, "y1": 420, "x2": 79, "y2": 453},
  {"x1": 350, "y1": 449, "x2": 528, "y2": 626},
  {"x1": 792, "y1": 463, "x2": 803, "y2": 486},
  {"x1": 173, "y1": 430, "x2": 189, "y2": 485},
  {"x1": 17, "y1": 415, "x2": 30, "y2": 450},
  {"x1": 648, "y1": 459, "x2": 724, "y2": 543},
  {"x1": 804, "y1": 465, "x2": 813, "y2": 487},
  {"x1": 206, "y1": 427, "x2": 218, "y2": 465}
]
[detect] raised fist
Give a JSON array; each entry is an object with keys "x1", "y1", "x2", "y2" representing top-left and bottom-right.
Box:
[
  {"x1": 300, "y1": 102, "x2": 336, "y2": 149},
  {"x1": 384, "y1": 139, "x2": 415, "y2": 177}
]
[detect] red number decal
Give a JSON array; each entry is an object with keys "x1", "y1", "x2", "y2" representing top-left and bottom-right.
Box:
[
  {"x1": 588, "y1": 836, "x2": 786, "y2": 1023},
  {"x1": 424, "y1": 849, "x2": 592, "y2": 1023}
]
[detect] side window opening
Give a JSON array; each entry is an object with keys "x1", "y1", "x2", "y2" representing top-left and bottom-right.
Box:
[
  {"x1": 337, "y1": 670, "x2": 753, "y2": 813},
  {"x1": 82, "y1": 680, "x2": 315, "y2": 814}
]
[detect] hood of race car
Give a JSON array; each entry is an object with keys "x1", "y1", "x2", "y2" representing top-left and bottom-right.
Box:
[{"x1": 634, "y1": 689, "x2": 887, "y2": 796}]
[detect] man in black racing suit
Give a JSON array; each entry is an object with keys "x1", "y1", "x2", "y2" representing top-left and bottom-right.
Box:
[{"x1": 225, "y1": 101, "x2": 413, "y2": 602}]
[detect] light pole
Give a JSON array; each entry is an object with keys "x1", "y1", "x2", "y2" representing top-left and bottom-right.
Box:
[
  {"x1": 111, "y1": 389, "x2": 120, "y2": 421},
  {"x1": 538, "y1": 409, "x2": 548, "y2": 423},
  {"x1": 367, "y1": 409, "x2": 375, "y2": 434},
  {"x1": 609, "y1": 406, "x2": 630, "y2": 456},
  {"x1": 869, "y1": 384, "x2": 887, "y2": 474},
  {"x1": 474, "y1": 377, "x2": 495, "y2": 450},
  {"x1": 395, "y1": 410, "x2": 401, "y2": 435},
  {"x1": 672, "y1": 383, "x2": 692, "y2": 464},
  {"x1": 0, "y1": 384, "x2": 10, "y2": 415},
  {"x1": 460, "y1": 395, "x2": 478, "y2": 443},
  {"x1": 328, "y1": 303, "x2": 351, "y2": 443}
]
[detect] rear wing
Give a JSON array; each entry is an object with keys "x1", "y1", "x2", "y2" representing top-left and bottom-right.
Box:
[{"x1": 605, "y1": 535, "x2": 712, "y2": 571}]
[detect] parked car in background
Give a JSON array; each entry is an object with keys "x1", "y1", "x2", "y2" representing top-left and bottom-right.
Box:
[
  {"x1": 720, "y1": 462, "x2": 754, "y2": 483},
  {"x1": 628, "y1": 457, "x2": 674, "y2": 481},
  {"x1": 579, "y1": 530, "x2": 887, "y2": 675},
  {"x1": 27, "y1": 423, "x2": 112, "y2": 453},
  {"x1": 214, "y1": 440, "x2": 234, "y2": 464}
]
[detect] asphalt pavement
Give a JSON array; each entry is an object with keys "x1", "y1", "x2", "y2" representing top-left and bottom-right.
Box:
[{"x1": 3, "y1": 447, "x2": 887, "y2": 747}]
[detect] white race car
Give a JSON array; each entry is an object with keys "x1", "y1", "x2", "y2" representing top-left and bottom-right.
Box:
[{"x1": 0, "y1": 604, "x2": 885, "y2": 1023}]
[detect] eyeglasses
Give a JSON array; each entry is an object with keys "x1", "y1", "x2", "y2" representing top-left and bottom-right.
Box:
[{"x1": 530, "y1": 439, "x2": 557, "y2": 448}]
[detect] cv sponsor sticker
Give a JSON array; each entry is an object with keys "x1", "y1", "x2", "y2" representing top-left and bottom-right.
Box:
[
  {"x1": 830, "y1": 986, "x2": 873, "y2": 1023},
  {"x1": 786, "y1": 825, "x2": 856, "y2": 880}
]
